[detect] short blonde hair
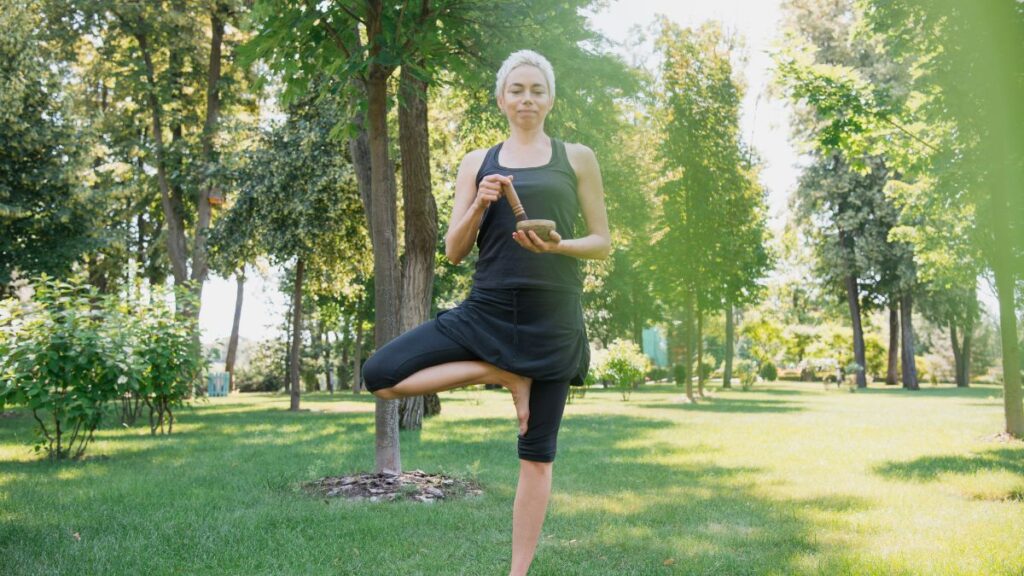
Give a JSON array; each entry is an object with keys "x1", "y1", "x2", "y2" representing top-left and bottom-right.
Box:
[{"x1": 494, "y1": 50, "x2": 556, "y2": 101}]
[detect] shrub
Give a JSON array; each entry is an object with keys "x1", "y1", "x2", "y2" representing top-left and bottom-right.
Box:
[
  {"x1": 598, "y1": 339, "x2": 650, "y2": 401},
  {"x1": 0, "y1": 277, "x2": 204, "y2": 458},
  {"x1": 646, "y1": 366, "x2": 668, "y2": 382},
  {"x1": 673, "y1": 363, "x2": 687, "y2": 386},
  {"x1": 0, "y1": 278, "x2": 130, "y2": 459},
  {"x1": 700, "y1": 360, "x2": 716, "y2": 381},
  {"x1": 758, "y1": 361, "x2": 778, "y2": 382},
  {"x1": 134, "y1": 287, "x2": 204, "y2": 435},
  {"x1": 734, "y1": 359, "x2": 758, "y2": 391},
  {"x1": 237, "y1": 339, "x2": 287, "y2": 393}
]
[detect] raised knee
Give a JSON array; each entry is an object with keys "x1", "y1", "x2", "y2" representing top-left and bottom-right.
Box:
[
  {"x1": 373, "y1": 387, "x2": 400, "y2": 400},
  {"x1": 362, "y1": 354, "x2": 389, "y2": 393}
]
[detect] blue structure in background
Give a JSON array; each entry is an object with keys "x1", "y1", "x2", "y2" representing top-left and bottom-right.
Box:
[
  {"x1": 207, "y1": 372, "x2": 229, "y2": 397},
  {"x1": 642, "y1": 327, "x2": 669, "y2": 367}
]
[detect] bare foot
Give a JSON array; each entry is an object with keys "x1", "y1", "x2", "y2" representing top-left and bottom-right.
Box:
[{"x1": 503, "y1": 374, "x2": 532, "y2": 436}]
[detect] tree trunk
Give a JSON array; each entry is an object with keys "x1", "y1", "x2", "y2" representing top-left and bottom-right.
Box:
[
  {"x1": 283, "y1": 303, "x2": 292, "y2": 394},
  {"x1": 960, "y1": 313, "x2": 973, "y2": 388},
  {"x1": 323, "y1": 329, "x2": 334, "y2": 394},
  {"x1": 189, "y1": 4, "x2": 226, "y2": 294},
  {"x1": 844, "y1": 274, "x2": 868, "y2": 388},
  {"x1": 950, "y1": 321, "x2": 963, "y2": 387},
  {"x1": 353, "y1": 314, "x2": 364, "y2": 394},
  {"x1": 993, "y1": 260, "x2": 1023, "y2": 436},
  {"x1": 398, "y1": 62, "x2": 439, "y2": 429},
  {"x1": 225, "y1": 270, "x2": 244, "y2": 392},
  {"x1": 366, "y1": 68, "x2": 402, "y2": 474},
  {"x1": 683, "y1": 290, "x2": 695, "y2": 402},
  {"x1": 723, "y1": 303, "x2": 734, "y2": 389},
  {"x1": 899, "y1": 293, "x2": 919, "y2": 390},
  {"x1": 289, "y1": 258, "x2": 305, "y2": 411},
  {"x1": 887, "y1": 303, "x2": 899, "y2": 385},
  {"x1": 696, "y1": 308, "x2": 705, "y2": 397},
  {"x1": 134, "y1": 30, "x2": 188, "y2": 287}
]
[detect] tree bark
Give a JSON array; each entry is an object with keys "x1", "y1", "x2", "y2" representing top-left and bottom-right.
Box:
[
  {"x1": 323, "y1": 329, "x2": 334, "y2": 394},
  {"x1": 844, "y1": 274, "x2": 868, "y2": 388},
  {"x1": 723, "y1": 303, "x2": 734, "y2": 389},
  {"x1": 189, "y1": 4, "x2": 227, "y2": 295},
  {"x1": 887, "y1": 303, "x2": 899, "y2": 385},
  {"x1": 366, "y1": 66, "x2": 402, "y2": 474},
  {"x1": 993, "y1": 260, "x2": 1022, "y2": 436},
  {"x1": 899, "y1": 293, "x2": 919, "y2": 390},
  {"x1": 289, "y1": 258, "x2": 305, "y2": 410},
  {"x1": 960, "y1": 312, "x2": 973, "y2": 388},
  {"x1": 398, "y1": 62, "x2": 439, "y2": 429},
  {"x1": 134, "y1": 30, "x2": 188, "y2": 286},
  {"x1": 683, "y1": 290, "x2": 695, "y2": 402},
  {"x1": 353, "y1": 312, "x2": 364, "y2": 394},
  {"x1": 950, "y1": 321, "x2": 962, "y2": 387},
  {"x1": 696, "y1": 308, "x2": 705, "y2": 397},
  {"x1": 225, "y1": 270, "x2": 244, "y2": 392}
]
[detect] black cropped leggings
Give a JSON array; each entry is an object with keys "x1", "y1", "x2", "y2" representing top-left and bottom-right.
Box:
[{"x1": 362, "y1": 320, "x2": 570, "y2": 463}]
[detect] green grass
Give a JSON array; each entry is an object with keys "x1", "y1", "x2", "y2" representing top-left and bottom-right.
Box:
[{"x1": 1, "y1": 381, "x2": 1022, "y2": 575}]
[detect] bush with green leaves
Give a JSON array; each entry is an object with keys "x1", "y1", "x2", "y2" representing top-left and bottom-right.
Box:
[
  {"x1": 0, "y1": 276, "x2": 204, "y2": 458},
  {"x1": 0, "y1": 278, "x2": 130, "y2": 459},
  {"x1": 673, "y1": 363, "x2": 687, "y2": 386},
  {"x1": 700, "y1": 360, "x2": 716, "y2": 381},
  {"x1": 236, "y1": 339, "x2": 287, "y2": 393},
  {"x1": 598, "y1": 339, "x2": 650, "y2": 401},
  {"x1": 734, "y1": 359, "x2": 759, "y2": 391},
  {"x1": 134, "y1": 288, "x2": 204, "y2": 435},
  {"x1": 758, "y1": 360, "x2": 778, "y2": 382}
]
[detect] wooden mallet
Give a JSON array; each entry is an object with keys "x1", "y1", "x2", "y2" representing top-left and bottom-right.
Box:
[{"x1": 502, "y1": 175, "x2": 557, "y2": 241}]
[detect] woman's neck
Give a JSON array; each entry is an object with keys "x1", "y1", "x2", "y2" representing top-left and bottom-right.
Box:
[{"x1": 506, "y1": 125, "x2": 548, "y2": 147}]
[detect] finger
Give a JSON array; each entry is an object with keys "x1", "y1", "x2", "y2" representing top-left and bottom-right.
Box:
[
  {"x1": 548, "y1": 231, "x2": 562, "y2": 243},
  {"x1": 528, "y1": 230, "x2": 547, "y2": 248},
  {"x1": 512, "y1": 231, "x2": 536, "y2": 252}
]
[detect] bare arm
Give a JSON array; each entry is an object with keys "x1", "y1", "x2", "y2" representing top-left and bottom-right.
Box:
[
  {"x1": 512, "y1": 143, "x2": 611, "y2": 260},
  {"x1": 444, "y1": 150, "x2": 513, "y2": 265}
]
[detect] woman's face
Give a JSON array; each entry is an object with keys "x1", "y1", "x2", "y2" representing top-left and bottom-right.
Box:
[{"x1": 498, "y1": 65, "x2": 553, "y2": 127}]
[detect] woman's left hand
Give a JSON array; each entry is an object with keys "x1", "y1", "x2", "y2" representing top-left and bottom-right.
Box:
[{"x1": 512, "y1": 229, "x2": 562, "y2": 254}]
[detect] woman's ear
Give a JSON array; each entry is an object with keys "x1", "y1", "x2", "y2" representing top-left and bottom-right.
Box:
[{"x1": 497, "y1": 93, "x2": 506, "y2": 113}]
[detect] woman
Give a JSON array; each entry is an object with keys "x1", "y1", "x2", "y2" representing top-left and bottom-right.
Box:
[{"x1": 362, "y1": 49, "x2": 610, "y2": 575}]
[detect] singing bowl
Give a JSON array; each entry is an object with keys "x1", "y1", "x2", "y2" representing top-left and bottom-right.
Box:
[{"x1": 516, "y1": 219, "x2": 557, "y2": 241}]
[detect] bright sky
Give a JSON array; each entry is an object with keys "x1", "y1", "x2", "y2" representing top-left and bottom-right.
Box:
[{"x1": 198, "y1": 0, "x2": 800, "y2": 345}]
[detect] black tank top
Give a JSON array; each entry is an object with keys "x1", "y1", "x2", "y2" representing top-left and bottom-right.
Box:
[{"x1": 472, "y1": 137, "x2": 583, "y2": 293}]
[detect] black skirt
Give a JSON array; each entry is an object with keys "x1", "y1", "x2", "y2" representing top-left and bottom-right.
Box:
[{"x1": 434, "y1": 286, "x2": 590, "y2": 386}]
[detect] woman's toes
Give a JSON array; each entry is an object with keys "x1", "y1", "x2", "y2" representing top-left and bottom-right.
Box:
[{"x1": 514, "y1": 376, "x2": 532, "y2": 435}]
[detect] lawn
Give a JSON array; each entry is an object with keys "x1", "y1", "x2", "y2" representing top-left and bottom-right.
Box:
[{"x1": 1, "y1": 381, "x2": 1021, "y2": 575}]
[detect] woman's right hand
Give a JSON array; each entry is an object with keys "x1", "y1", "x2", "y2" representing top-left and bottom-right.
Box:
[{"x1": 472, "y1": 174, "x2": 513, "y2": 212}]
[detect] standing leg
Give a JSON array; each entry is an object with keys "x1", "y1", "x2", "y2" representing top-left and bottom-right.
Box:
[
  {"x1": 510, "y1": 460, "x2": 553, "y2": 576},
  {"x1": 509, "y1": 379, "x2": 571, "y2": 575}
]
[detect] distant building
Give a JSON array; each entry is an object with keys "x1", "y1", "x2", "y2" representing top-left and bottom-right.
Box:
[{"x1": 642, "y1": 327, "x2": 669, "y2": 367}]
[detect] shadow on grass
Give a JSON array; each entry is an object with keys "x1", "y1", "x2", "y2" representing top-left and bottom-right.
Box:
[
  {"x1": 413, "y1": 410, "x2": 874, "y2": 575},
  {"x1": 846, "y1": 384, "x2": 1000, "y2": 398},
  {"x1": 634, "y1": 396, "x2": 804, "y2": 414},
  {"x1": 874, "y1": 446, "x2": 1024, "y2": 481},
  {"x1": 0, "y1": 392, "x2": 886, "y2": 575}
]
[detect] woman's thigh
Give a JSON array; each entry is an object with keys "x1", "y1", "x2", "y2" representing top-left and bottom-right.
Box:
[{"x1": 361, "y1": 320, "x2": 479, "y2": 392}]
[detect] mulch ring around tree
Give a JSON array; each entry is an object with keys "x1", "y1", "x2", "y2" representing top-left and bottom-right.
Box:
[{"x1": 304, "y1": 469, "x2": 483, "y2": 503}]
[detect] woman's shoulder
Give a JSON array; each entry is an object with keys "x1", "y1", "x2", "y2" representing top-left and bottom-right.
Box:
[
  {"x1": 561, "y1": 141, "x2": 599, "y2": 175},
  {"x1": 458, "y1": 147, "x2": 492, "y2": 181}
]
